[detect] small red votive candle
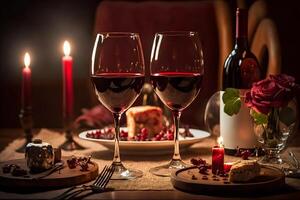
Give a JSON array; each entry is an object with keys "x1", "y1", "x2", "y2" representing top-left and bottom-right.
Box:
[
  {"x1": 224, "y1": 162, "x2": 233, "y2": 173},
  {"x1": 212, "y1": 137, "x2": 224, "y2": 174}
]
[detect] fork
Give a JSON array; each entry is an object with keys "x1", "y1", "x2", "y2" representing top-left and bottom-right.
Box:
[
  {"x1": 289, "y1": 151, "x2": 300, "y2": 169},
  {"x1": 52, "y1": 164, "x2": 115, "y2": 200}
]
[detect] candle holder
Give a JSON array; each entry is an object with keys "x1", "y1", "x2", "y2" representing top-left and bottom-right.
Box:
[
  {"x1": 59, "y1": 116, "x2": 85, "y2": 151},
  {"x1": 17, "y1": 106, "x2": 33, "y2": 153}
]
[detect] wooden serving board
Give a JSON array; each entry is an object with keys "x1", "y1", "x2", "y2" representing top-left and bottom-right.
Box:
[
  {"x1": 171, "y1": 165, "x2": 285, "y2": 194},
  {"x1": 0, "y1": 157, "x2": 98, "y2": 188}
]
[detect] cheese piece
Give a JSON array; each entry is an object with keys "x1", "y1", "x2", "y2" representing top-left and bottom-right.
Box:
[
  {"x1": 126, "y1": 106, "x2": 164, "y2": 138},
  {"x1": 229, "y1": 160, "x2": 261, "y2": 182}
]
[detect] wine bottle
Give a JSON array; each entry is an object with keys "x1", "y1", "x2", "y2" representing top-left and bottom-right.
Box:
[{"x1": 220, "y1": 8, "x2": 262, "y2": 155}]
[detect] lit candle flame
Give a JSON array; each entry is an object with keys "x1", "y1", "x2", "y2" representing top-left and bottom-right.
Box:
[
  {"x1": 217, "y1": 136, "x2": 224, "y2": 147},
  {"x1": 24, "y1": 53, "x2": 31, "y2": 68},
  {"x1": 63, "y1": 40, "x2": 71, "y2": 56}
]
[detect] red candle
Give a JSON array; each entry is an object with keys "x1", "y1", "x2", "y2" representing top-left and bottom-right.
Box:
[
  {"x1": 22, "y1": 53, "x2": 32, "y2": 109},
  {"x1": 62, "y1": 41, "x2": 74, "y2": 119},
  {"x1": 212, "y1": 137, "x2": 224, "y2": 174},
  {"x1": 224, "y1": 162, "x2": 233, "y2": 173}
]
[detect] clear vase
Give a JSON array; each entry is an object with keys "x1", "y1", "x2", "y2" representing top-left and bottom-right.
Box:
[{"x1": 254, "y1": 100, "x2": 298, "y2": 165}]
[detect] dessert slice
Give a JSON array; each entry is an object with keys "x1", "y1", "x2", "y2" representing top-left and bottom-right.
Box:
[
  {"x1": 126, "y1": 106, "x2": 164, "y2": 138},
  {"x1": 229, "y1": 160, "x2": 261, "y2": 182}
]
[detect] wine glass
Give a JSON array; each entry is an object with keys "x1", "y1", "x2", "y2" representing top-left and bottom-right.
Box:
[
  {"x1": 149, "y1": 31, "x2": 204, "y2": 176},
  {"x1": 91, "y1": 32, "x2": 145, "y2": 179}
]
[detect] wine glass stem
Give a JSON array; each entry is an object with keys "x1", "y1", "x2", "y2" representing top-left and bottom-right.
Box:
[
  {"x1": 113, "y1": 113, "x2": 122, "y2": 163},
  {"x1": 172, "y1": 111, "x2": 182, "y2": 161}
]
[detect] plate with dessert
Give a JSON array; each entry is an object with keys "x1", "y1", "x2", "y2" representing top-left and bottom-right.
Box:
[
  {"x1": 79, "y1": 106, "x2": 210, "y2": 155},
  {"x1": 0, "y1": 139, "x2": 98, "y2": 188},
  {"x1": 171, "y1": 159, "x2": 285, "y2": 194}
]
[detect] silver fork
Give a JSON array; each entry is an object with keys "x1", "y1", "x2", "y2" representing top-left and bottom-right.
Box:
[
  {"x1": 52, "y1": 165, "x2": 115, "y2": 200},
  {"x1": 289, "y1": 151, "x2": 300, "y2": 169}
]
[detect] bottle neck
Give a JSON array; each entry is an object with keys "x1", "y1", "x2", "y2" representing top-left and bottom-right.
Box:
[
  {"x1": 235, "y1": 8, "x2": 249, "y2": 50},
  {"x1": 234, "y1": 37, "x2": 249, "y2": 50},
  {"x1": 236, "y1": 8, "x2": 248, "y2": 37}
]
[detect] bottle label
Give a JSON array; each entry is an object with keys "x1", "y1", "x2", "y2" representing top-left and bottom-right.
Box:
[
  {"x1": 240, "y1": 58, "x2": 260, "y2": 88},
  {"x1": 220, "y1": 90, "x2": 258, "y2": 150}
]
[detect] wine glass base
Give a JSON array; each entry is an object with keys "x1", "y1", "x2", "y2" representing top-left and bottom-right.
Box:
[
  {"x1": 259, "y1": 155, "x2": 283, "y2": 165},
  {"x1": 111, "y1": 162, "x2": 143, "y2": 180},
  {"x1": 259, "y1": 148, "x2": 284, "y2": 165},
  {"x1": 149, "y1": 159, "x2": 190, "y2": 177},
  {"x1": 59, "y1": 140, "x2": 86, "y2": 151}
]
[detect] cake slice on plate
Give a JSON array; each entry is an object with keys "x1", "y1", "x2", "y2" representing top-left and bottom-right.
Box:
[
  {"x1": 126, "y1": 106, "x2": 164, "y2": 138},
  {"x1": 229, "y1": 160, "x2": 261, "y2": 182}
]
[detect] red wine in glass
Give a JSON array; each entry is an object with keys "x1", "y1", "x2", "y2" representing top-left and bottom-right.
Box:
[
  {"x1": 91, "y1": 73, "x2": 145, "y2": 113},
  {"x1": 151, "y1": 72, "x2": 203, "y2": 111},
  {"x1": 149, "y1": 31, "x2": 204, "y2": 177},
  {"x1": 91, "y1": 32, "x2": 145, "y2": 180}
]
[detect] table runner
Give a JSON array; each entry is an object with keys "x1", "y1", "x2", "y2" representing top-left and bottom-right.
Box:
[
  {"x1": 0, "y1": 129, "x2": 215, "y2": 190},
  {"x1": 1, "y1": 129, "x2": 299, "y2": 191}
]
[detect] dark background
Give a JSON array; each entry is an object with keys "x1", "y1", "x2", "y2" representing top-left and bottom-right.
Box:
[
  {"x1": 0, "y1": 0, "x2": 300, "y2": 128},
  {"x1": 0, "y1": 0, "x2": 100, "y2": 128}
]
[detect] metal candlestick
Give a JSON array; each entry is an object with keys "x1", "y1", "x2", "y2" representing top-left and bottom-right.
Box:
[
  {"x1": 59, "y1": 116, "x2": 85, "y2": 151},
  {"x1": 17, "y1": 106, "x2": 33, "y2": 153}
]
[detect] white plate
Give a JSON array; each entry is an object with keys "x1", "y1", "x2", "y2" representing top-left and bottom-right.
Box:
[{"x1": 79, "y1": 128, "x2": 210, "y2": 155}]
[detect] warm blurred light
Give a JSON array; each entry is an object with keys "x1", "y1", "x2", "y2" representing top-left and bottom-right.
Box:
[
  {"x1": 63, "y1": 41, "x2": 71, "y2": 56},
  {"x1": 24, "y1": 53, "x2": 31, "y2": 68},
  {"x1": 217, "y1": 136, "x2": 224, "y2": 147}
]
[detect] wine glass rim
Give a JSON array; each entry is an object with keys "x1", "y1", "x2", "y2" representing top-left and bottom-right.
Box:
[
  {"x1": 96, "y1": 32, "x2": 140, "y2": 37},
  {"x1": 156, "y1": 31, "x2": 198, "y2": 36}
]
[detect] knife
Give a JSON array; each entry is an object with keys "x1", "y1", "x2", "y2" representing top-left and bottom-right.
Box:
[{"x1": 24, "y1": 161, "x2": 65, "y2": 180}]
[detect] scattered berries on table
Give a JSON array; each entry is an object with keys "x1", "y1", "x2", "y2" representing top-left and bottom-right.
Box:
[
  {"x1": 67, "y1": 155, "x2": 92, "y2": 171},
  {"x1": 86, "y1": 126, "x2": 193, "y2": 141}
]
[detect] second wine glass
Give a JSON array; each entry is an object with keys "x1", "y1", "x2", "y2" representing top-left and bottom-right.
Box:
[
  {"x1": 91, "y1": 32, "x2": 145, "y2": 179},
  {"x1": 149, "y1": 31, "x2": 204, "y2": 176}
]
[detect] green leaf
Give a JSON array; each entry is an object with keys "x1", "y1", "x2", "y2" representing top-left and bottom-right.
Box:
[
  {"x1": 222, "y1": 88, "x2": 240, "y2": 103},
  {"x1": 279, "y1": 107, "x2": 296, "y2": 126},
  {"x1": 224, "y1": 99, "x2": 241, "y2": 116},
  {"x1": 250, "y1": 109, "x2": 268, "y2": 125},
  {"x1": 222, "y1": 88, "x2": 241, "y2": 116}
]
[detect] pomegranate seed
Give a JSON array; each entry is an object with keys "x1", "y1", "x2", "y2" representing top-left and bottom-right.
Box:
[{"x1": 141, "y1": 128, "x2": 148, "y2": 136}]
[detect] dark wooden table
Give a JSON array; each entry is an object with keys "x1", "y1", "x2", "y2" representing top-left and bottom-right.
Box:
[{"x1": 0, "y1": 129, "x2": 300, "y2": 200}]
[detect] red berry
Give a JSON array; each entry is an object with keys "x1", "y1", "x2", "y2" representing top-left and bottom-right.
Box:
[
  {"x1": 155, "y1": 134, "x2": 162, "y2": 141},
  {"x1": 241, "y1": 150, "x2": 251, "y2": 160},
  {"x1": 134, "y1": 135, "x2": 140, "y2": 141},
  {"x1": 198, "y1": 166, "x2": 209, "y2": 175},
  {"x1": 120, "y1": 130, "x2": 128, "y2": 138},
  {"x1": 95, "y1": 132, "x2": 101, "y2": 139},
  {"x1": 159, "y1": 131, "x2": 164, "y2": 137},
  {"x1": 166, "y1": 132, "x2": 174, "y2": 140},
  {"x1": 107, "y1": 128, "x2": 113, "y2": 133},
  {"x1": 141, "y1": 128, "x2": 148, "y2": 136},
  {"x1": 190, "y1": 158, "x2": 206, "y2": 166},
  {"x1": 67, "y1": 158, "x2": 77, "y2": 169}
]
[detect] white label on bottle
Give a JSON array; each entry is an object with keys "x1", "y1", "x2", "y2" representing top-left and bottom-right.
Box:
[{"x1": 219, "y1": 90, "x2": 257, "y2": 149}]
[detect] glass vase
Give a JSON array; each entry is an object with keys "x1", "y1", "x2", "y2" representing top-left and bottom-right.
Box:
[{"x1": 254, "y1": 100, "x2": 298, "y2": 165}]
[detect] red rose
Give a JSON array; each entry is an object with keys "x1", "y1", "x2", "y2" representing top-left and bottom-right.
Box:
[
  {"x1": 245, "y1": 74, "x2": 295, "y2": 114},
  {"x1": 270, "y1": 74, "x2": 295, "y2": 90}
]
